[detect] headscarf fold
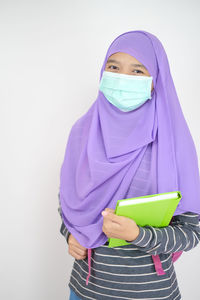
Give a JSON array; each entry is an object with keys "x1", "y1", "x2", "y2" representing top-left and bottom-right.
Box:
[{"x1": 59, "y1": 30, "x2": 200, "y2": 251}]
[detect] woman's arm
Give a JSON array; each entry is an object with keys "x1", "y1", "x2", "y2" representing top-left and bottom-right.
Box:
[
  {"x1": 58, "y1": 193, "x2": 88, "y2": 260},
  {"x1": 58, "y1": 190, "x2": 200, "y2": 254},
  {"x1": 126, "y1": 212, "x2": 200, "y2": 255},
  {"x1": 58, "y1": 193, "x2": 71, "y2": 244}
]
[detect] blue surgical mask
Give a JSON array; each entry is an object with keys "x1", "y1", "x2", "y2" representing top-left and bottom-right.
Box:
[{"x1": 99, "y1": 71, "x2": 153, "y2": 112}]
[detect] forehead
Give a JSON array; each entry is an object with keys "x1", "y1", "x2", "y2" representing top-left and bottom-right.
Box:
[
  {"x1": 107, "y1": 52, "x2": 141, "y2": 63},
  {"x1": 106, "y1": 52, "x2": 147, "y2": 70}
]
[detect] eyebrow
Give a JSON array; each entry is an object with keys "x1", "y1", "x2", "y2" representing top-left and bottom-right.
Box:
[{"x1": 106, "y1": 59, "x2": 147, "y2": 70}]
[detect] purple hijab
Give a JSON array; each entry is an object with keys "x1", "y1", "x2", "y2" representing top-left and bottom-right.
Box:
[{"x1": 59, "y1": 30, "x2": 200, "y2": 249}]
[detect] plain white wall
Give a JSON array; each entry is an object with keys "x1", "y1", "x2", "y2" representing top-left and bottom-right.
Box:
[{"x1": 1, "y1": 0, "x2": 200, "y2": 299}]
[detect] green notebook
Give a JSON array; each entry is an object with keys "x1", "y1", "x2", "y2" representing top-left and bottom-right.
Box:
[{"x1": 107, "y1": 190, "x2": 182, "y2": 248}]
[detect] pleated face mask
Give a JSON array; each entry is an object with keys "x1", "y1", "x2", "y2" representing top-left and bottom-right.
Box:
[{"x1": 99, "y1": 70, "x2": 153, "y2": 112}]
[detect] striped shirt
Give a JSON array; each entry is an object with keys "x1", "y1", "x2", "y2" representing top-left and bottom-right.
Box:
[{"x1": 58, "y1": 144, "x2": 200, "y2": 299}]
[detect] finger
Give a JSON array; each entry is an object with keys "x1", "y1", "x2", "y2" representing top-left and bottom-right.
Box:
[
  {"x1": 102, "y1": 211, "x2": 123, "y2": 224},
  {"x1": 103, "y1": 216, "x2": 121, "y2": 234},
  {"x1": 70, "y1": 244, "x2": 88, "y2": 256},
  {"x1": 104, "y1": 208, "x2": 115, "y2": 213},
  {"x1": 68, "y1": 248, "x2": 87, "y2": 260}
]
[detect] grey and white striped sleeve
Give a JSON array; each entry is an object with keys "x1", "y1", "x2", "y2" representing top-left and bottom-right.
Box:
[
  {"x1": 58, "y1": 193, "x2": 71, "y2": 244},
  {"x1": 126, "y1": 212, "x2": 200, "y2": 255}
]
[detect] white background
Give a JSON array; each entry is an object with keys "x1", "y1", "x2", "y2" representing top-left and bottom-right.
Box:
[{"x1": 1, "y1": 0, "x2": 200, "y2": 299}]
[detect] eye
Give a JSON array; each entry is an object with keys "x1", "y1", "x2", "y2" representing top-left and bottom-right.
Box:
[
  {"x1": 133, "y1": 69, "x2": 144, "y2": 74},
  {"x1": 107, "y1": 65, "x2": 119, "y2": 70}
]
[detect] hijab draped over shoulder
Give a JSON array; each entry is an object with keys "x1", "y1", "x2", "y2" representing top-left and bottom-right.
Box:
[{"x1": 59, "y1": 30, "x2": 200, "y2": 249}]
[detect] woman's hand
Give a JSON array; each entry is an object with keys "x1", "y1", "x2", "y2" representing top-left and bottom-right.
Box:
[
  {"x1": 68, "y1": 234, "x2": 88, "y2": 260},
  {"x1": 102, "y1": 208, "x2": 140, "y2": 242}
]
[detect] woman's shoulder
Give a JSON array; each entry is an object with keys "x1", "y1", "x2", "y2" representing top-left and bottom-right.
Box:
[{"x1": 71, "y1": 103, "x2": 95, "y2": 133}]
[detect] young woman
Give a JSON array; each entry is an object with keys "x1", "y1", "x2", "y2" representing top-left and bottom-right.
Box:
[{"x1": 58, "y1": 30, "x2": 200, "y2": 300}]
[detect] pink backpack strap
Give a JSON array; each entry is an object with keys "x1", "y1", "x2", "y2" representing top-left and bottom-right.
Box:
[
  {"x1": 151, "y1": 255, "x2": 166, "y2": 275},
  {"x1": 172, "y1": 251, "x2": 183, "y2": 262},
  {"x1": 151, "y1": 218, "x2": 183, "y2": 275},
  {"x1": 86, "y1": 248, "x2": 92, "y2": 285},
  {"x1": 152, "y1": 251, "x2": 183, "y2": 276}
]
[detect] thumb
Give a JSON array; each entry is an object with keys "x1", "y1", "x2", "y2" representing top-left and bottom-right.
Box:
[
  {"x1": 101, "y1": 210, "x2": 122, "y2": 224},
  {"x1": 101, "y1": 208, "x2": 115, "y2": 216},
  {"x1": 105, "y1": 208, "x2": 115, "y2": 214}
]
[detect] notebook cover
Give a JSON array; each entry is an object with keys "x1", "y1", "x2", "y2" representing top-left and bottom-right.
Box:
[{"x1": 107, "y1": 191, "x2": 182, "y2": 248}]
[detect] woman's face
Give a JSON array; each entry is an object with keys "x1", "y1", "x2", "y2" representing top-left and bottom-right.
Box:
[{"x1": 105, "y1": 52, "x2": 154, "y2": 91}]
